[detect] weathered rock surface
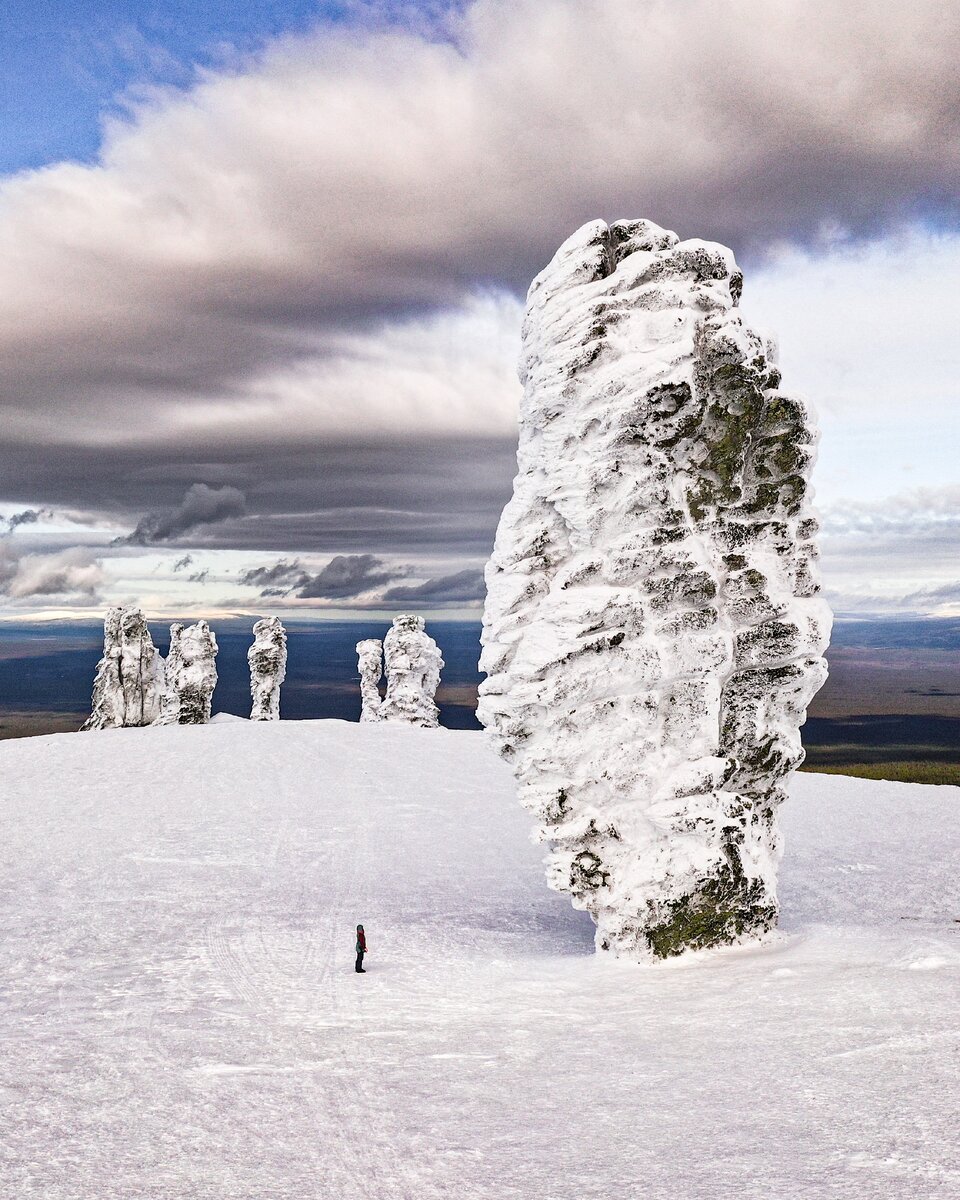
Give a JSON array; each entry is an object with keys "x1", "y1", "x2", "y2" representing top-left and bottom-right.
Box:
[
  {"x1": 166, "y1": 620, "x2": 218, "y2": 725},
  {"x1": 478, "y1": 218, "x2": 831, "y2": 961},
  {"x1": 356, "y1": 638, "x2": 384, "y2": 723},
  {"x1": 381, "y1": 615, "x2": 444, "y2": 728},
  {"x1": 152, "y1": 680, "x2": 181, "y2": 727},
  {"x1": 248, "y1": 617, "x2": 287, "y2": 721},
  {"x1": 81, "y1": 607, "x2": 166, "y2": 730}
]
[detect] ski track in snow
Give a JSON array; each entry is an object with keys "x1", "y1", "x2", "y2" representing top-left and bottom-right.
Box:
[{"x1": 1, "y1": 720, "x2": 959, "y2": 1199}]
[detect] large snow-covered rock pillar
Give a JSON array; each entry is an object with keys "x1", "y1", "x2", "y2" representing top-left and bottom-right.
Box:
[
  {"x1": 478, "y1": 219, "x2": 831, "y2": 961},
  {"x1": 380, "y1": 615, "x2": 444, "y2": 728},
  {"x1": 248, "y1": 617, "x2": 287, "y2": 721},
  {"x1": 165, "y1": 620, "x2": 219, "y2": 724},
  {"x1": 81, "y1": 606, "x2": 166, "y2": 730},
  {"x1": 356, "y1": 639, "x2": 384, "y2": 722}
]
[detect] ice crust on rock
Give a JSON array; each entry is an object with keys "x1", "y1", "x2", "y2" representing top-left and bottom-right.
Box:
[
  {"x1": 356, "y1": 638, "x2": 384, "y2": 723},
  {"x1": 165, "y1": 620, "x2": 218, "y2": 725},
  {"x1": 248, "y1": 617, "x2": 287, "y2": 721},
  {"x1": 380, "y1": 615, "x2": 444, "y2": 728},
  {"x1": 153, "y1": 679, "x2": 181, "y2": 727},
  {"x1": 478, "y1": 218, "x2": 831, "y2": 961},
  {"x1": 81, "y1": 606, "x2": 167, "y2": 730}
]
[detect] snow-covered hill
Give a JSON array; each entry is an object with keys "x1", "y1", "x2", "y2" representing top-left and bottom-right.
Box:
[{"x1": 2, "y1": 721, "x2": 958, "y2": 1199}]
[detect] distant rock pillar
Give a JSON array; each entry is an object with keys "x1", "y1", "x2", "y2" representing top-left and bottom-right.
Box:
[
  {"x1": 166, "y1": 620, "x2": 218, "y2": 724},
  {"x1": 356, "y1": 638, "x2": 384, "y2": 723},
  {"x1": 380, "y1": 615, "x2": 444, "y2": 728},
  {"x1": 249, "y1": 617, "x2": 287, "y2": 721},
  {"x1": 81, "y1": 606, "x2": 166, "y2": 730}
]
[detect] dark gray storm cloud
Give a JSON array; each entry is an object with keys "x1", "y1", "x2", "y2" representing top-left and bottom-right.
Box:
[
  {"x1": 2, "y1": 1, "x2": 959, "y2": 611},
  {"x1": 4, "y1": 508, "x2": 53, "y2": 534},
  {"x1": 120, "y1": 484, "x2": 247, "y2": 546},
  {"x1": 383, "y1": 568, "x2": 485, "y2": 604},
  {"x1": 235, "y1": 555, "x2": 486, "y2": 606},
  {"x1": 239, "y1": 553, "x2": 409, "y2": 601},
  {"x1": 1, "y1": 0, "x2": 958, "y2": 438},
  {"x1": 239, "y1": 559, "x2": 306, "y2": 591},
  {"x1": 297, "y1": 555, "x2": 398, "y2": 600},
  {"x1": 1, "y1": 439, "x2": 515, "y2": 559}
]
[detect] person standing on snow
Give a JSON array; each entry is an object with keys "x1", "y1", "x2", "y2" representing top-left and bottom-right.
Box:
[{"x1": 355, "y1": 924, "x2": 367, "y2": 973}]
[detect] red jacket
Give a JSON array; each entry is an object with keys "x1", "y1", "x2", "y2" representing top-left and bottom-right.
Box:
[{"x1": 356, "y1": 929, "x2": 366, "y2": 952}]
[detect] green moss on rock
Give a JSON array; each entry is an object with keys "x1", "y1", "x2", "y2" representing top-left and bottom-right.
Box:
[{"x1": 645, "y1": 867, "x2": 776, "y2": 959}]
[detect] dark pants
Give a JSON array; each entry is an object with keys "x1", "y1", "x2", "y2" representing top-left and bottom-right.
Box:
[{"x1": 355, "y1": 950, "x2": 365, "y2": 972}]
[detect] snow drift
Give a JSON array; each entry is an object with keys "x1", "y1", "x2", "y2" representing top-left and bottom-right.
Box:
[
  {"x1": 480, "y1": 219, "x2": 831, "y2": 960},
  {"x1": 1, "y1": 722, "x2": 956, "y2": 1200}
]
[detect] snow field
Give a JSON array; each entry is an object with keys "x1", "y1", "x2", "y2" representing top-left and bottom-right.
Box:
[{"x1": 1, "y1": 720, "x2": 958, "y2": 1198}]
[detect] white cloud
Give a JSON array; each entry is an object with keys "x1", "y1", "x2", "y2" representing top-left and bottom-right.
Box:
[
  {"x1": 1, "y1": 0, "x2": 959, "y2": 444},
  {"x1": 212, "y1": 292, "x2": 523, "y2": 439},
  {"x1": 0, "y1": 544, "x2": 104, "y2": 602},
  {"x1": 745, "y1": 229, "x2": 960, "y2": 508},
  {"x1": 818, "y1": 484, "x2": 960, "y2": 614},
  {"x1": 822, "y1": 484, "x2": 960, "y2": 536}
]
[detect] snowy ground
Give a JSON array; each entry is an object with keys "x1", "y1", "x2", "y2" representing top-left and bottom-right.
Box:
[{"x1": 2, "y1": 720, "x2": 958, "y2": 1199}]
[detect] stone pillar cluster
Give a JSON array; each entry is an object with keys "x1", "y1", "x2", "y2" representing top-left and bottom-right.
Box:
[
  {"x1": 83, "y1": 610, "x2": 290, "y2": 728},
  {"x1": 355, "y1": 615, "x2": 443, "y2": 728}
]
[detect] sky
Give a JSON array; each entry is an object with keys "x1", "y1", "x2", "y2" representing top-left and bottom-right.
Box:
[{"x1": 0, "y1": 0, "x2": 958, "y2": 622}]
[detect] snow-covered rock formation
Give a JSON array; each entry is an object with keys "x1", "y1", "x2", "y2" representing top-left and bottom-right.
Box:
[
  {"x1": 479, "y1": 219, "x2": 831, "y2": 961},
  {"x1": 165, "y1": 620, "x2": 218, "y2": 724},
  {"x1": 248, "y1": 617, "x2": 287, "y2": 721},
  {"x1": 152, "y1": 679, "x2": 181, "y2": 727},
  {"x1": 380, "y1": 615, "x2": 444, "y2": 728},
  {"x1": 81, "y1": 606, "x2": 167, "y2": 730},
  {"x1": 356, "y1": 638, "x2": 384, "y2": 722}
]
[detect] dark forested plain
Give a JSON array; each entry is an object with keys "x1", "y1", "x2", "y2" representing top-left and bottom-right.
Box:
[{"x1": 1, "y1": 618, "x2": 958, "y2": 774}]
